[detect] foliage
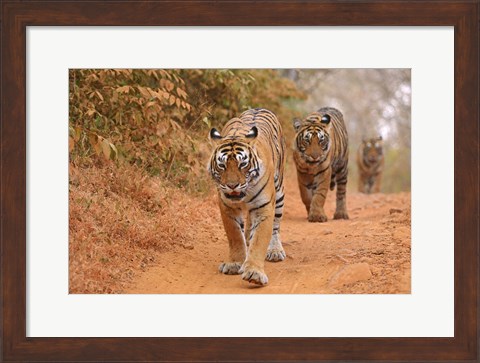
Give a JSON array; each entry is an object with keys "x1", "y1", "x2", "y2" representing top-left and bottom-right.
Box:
[
  {"x1": 69, "y1": 163, "x2": 221, "y2": 293},
  {"x1": 69, "y1": 69, "x2": 304, "y2": 193},
  {"x1": 381, "y1": 147, "x2": 411, "y2": 193}
]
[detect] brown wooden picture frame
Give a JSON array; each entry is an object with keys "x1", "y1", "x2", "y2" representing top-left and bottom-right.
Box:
[{"x1": 1, "y1": 1, "x2": 478, "y2": 361}]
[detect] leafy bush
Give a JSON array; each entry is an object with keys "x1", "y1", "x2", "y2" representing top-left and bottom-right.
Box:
[{"x1": 69, "y1": 69, "x2": 304, "y2": 193}]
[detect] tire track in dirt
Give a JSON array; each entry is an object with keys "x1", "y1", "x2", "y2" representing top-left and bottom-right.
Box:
[{"x1": 125, "y1": 173, "x2": 411, "y2": 294}]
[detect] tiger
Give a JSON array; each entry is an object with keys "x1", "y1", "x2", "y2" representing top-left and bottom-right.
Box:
[
  {"x1": 292, "y1": 107, "x2": 349, "y2": 222},
  {"x1": 208, "y1": 108, "x2": 286, "y2": 286},
  {"x1": 357, "y1": 136, "x2": 384, "y2": 194}
]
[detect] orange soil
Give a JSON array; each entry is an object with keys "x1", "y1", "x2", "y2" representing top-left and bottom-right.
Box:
[{"x1": 125, "y1": 174, "x2": 411, "y2": 294}]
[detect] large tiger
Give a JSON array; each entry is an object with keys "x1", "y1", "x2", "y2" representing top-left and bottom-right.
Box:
[
  {"x1": 357, "y1": 136, "x2": 384, "y2": 194},
  {"x1": 292, "y1": 107, "x2": 349, "y2": 222},
  {"x1": 208, "y1": 108, "x2": 286, "y2": 286}
]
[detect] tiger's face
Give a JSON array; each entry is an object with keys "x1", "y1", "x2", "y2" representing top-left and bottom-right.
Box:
[
  {"x1": 362, "y1": 136, "x2": 383, "y2": 164},
  {"x1": 208, "y1": 127, "x2": 261, "y2": 202},
  {"x1": 293, "y1": 114, "x2": 332, "y2": 164}
]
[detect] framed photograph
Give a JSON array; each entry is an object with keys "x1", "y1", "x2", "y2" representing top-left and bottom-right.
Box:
[
  {"x1": 66, "y1": 68, "x2": 412, "y2": 295},
  {"x1": 1, "y1": 1, "x2": 478, "y2": 362}
]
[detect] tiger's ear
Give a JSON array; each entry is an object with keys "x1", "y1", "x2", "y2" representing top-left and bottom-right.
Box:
[
  {"x1": 245, "y1": 126, "x2": 258, "y2": 139},
  {"x1": 292, "y1": 118, "x2": 302, "y2": 131},
  {"x1": 377, "y1": 135, "x2": 383, "y2": 141},
  {"x1": 321, "y1": 114, "x2": 331, "y2": 124},
  {"x1": 209, "y1": 128, "x2": 222, "y2": 141}
]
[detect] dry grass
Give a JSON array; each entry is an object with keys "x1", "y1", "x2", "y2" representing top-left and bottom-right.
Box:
[{"x1": 69, "y1": 162, "x2": 219, "y2": 293}]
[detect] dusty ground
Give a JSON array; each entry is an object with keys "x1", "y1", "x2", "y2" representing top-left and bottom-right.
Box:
[{"x1": 125, "y1": 174, "x2": 411, "y2": 294}]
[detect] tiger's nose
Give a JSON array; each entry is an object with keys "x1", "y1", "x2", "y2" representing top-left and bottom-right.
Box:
[{"x1": 227, "y1": 183, "x2": 239, "y2": 190}]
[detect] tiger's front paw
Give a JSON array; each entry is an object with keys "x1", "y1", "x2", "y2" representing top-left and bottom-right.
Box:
[
  {"x1": 240, "y1": 263, "x2": 268, "y2": 285},
  {"x1": 333, "y1": 210, "x2": 349, "y2": 220},
  {"x1": 266, "y1": 248, "x2": 286, "y2": 262},
  {"x1": 218, "y1": 262, "x2": 242, "y2": 275},
  {"x1": 308, "y1": 212, "x2": 328, "y2": 223}
]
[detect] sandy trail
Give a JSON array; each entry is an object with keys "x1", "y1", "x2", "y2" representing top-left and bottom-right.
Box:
[{"x1": 125, "y1": 173, "x2": 410, "y2": 294}]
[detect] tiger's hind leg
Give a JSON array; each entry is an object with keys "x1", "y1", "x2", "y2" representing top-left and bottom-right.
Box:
[
  {"x1": 333, "y1": 166, "x2": 349, "y2": 220},
  {"x1": 266, "y1": 186, "x2": 286, "y2": 262}
]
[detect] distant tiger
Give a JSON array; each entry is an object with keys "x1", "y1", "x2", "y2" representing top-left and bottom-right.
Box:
[
  {"x1": 208, "y1": 108, "x2": 286, "y2": 286},
  {"x1": 292, "y1": 107, "x2": 349, "y2": 222},
  {"x1": 357, "y1": 136, "x2": 384, "y2": 194}
]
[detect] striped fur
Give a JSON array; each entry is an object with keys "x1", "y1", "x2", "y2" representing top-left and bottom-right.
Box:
[
  {"x1": 208, "y1": 108, "x2": 286, "y2": 286},
  {"x1": 357, "y1": 136, "x2": 384, "y2": 194},
  {"x1": 292, "y1": 107, "x2": 349, "y2": 222}
]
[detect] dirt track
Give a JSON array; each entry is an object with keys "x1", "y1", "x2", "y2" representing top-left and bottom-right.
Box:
[{"x1": 126, "y1": 174, "x2": 411, "y2": 294}]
